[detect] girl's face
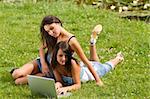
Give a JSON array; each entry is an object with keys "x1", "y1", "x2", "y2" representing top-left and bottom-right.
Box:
[
  {"x1": 57, "y1": 49, "x2": 67, "y2": 66},
  {"x1": 44, "y1": 23, "x2": 61, "y2": 38}
]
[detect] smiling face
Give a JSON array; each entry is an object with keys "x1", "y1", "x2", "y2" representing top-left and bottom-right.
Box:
[
  {"x1": 57, "y1": 48, "x2": 67, "y2": 66},
  {"x1": 44, "y1": 23, "x2": 61, "y2": 38}
]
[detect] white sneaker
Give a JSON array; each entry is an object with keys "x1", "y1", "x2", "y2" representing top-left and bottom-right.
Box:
[{"x1": 90, "y1": 24, "x2": 103, "y2": 45}]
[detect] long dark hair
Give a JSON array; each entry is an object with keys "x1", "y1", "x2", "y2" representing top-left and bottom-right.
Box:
[
  {"x1": 51, "y1": 41, "x2": 77, "y2": 72},
  {"x1": 40, "y1": 15, "x2": 63, "y2": 52}
]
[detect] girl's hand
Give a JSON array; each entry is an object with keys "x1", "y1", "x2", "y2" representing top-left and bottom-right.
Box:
[
  {"x1": 56, "y1": 87, "x2": 68, "y2": 95},
  {"x1": 96, "y1": 81, "x2": 104, "y2": 86},
  {"x1": 42, "y1": 63, "x2": 50, "y2": 76},
  {"x1": 55, "y1": 82, "x2": 62, "y2": 90}
]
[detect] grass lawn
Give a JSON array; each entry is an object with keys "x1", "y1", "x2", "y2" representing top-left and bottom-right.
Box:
[{"x1": 0, "y1": 0, "x2": 149, "y2": 98}]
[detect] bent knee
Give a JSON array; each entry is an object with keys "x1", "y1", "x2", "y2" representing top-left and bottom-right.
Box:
[
  {"x1": 12, "y1": 69, "x2": 24, "y2": 79},
  {"x1": 15, "y1": 79, "x2": 27, "y2": 85},
  {"x1": 15, "y1": 80, "x2": 24, "y2": 85},
  {"x1": 15, "y1": 79, "x2": 21, "y2": 85}
]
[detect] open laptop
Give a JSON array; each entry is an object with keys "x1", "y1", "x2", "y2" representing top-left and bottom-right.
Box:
[{"x1": 27, "y1": 75, "x2": 72, "y2": 98}]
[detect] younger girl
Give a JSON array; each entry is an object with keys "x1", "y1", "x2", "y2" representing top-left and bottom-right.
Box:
[{"x1": 51, "y1": 33, "x2": 124, "y2": 94}]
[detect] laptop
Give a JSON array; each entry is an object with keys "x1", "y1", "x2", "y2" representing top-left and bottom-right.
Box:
[{"x1": 27, "y1": 75, "x2": 72, "y2": 98}]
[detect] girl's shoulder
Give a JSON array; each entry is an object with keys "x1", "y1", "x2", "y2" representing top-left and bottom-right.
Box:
[
  {"x1": 71, "y1": 59, "x2": 76, "y2": 63},
  {"x1": 71, "y1": 58, "x2": 79, "y2": 66},
  {"x1": 68, "y1": 35, "x2": 76, "y2": 43}
]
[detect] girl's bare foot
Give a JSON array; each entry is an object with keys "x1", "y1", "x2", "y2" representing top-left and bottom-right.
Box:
[{"x1": 116, "y1": 52, "x2": 124, "y2": 62}]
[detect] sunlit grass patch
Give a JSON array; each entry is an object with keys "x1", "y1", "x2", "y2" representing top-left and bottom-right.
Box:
[{"x1": 0, "y1": 0, "x2": 149, "y2": 98}]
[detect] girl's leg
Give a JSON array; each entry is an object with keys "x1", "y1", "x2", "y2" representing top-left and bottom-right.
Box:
[
  {"x1": 14, "y1": 76, "x2": 28, "y2": 85},
  {"x1": 90, "y1": 45, "x2": 99, "y2": 62},
  {"x1": 14, "y1": 73, "x2": 44, "y2": 85},
  {"x1": 12, "y1": 59, "x2": 41, "y2": 84},
  {"x1": 12, "y1": 60, "x2": 37, "y2": 79},
  {"x1": 107, "y1": 52, "x2": 124, "y2": 69},
  {"x1": 90, "y1": 24, "x2": 102, "y2": 62}
]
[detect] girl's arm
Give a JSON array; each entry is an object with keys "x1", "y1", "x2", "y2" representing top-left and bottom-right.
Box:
[
  {"x1": 67, "y1": 59, "x2": 81, "y2": 90},
  {"x1": 53, "y1": 70, "x2": 63, "y2": 89},
  {"x1": 69, "y1": 38, "x2": 103, "y2": 86},
  {"x1": 56, "y1": 60, "x2": 81, "y2": 94},
  {"x1": 39, "y1": 43, "x2": 50, "y2": 76}
]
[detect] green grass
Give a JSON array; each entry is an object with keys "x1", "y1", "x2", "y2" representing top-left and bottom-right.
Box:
[{"x1": 0, "y1": 0, "x2": 150, "y2": 98}]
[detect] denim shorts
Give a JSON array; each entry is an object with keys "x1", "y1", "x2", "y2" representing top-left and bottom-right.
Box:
[{"x1": 36, "y1": 53, "x2": 54, "y2": 78}]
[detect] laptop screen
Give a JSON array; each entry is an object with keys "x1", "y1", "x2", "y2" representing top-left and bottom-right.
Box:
[{"x1": 27, "y1": 75, "x2": 57, "y2": 98}]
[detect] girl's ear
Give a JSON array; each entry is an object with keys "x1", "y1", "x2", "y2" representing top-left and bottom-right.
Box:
[
  {"x1": 58, "y1": 23, "x2": 62, "y2": 27},
  {"x1": 57, "y1": 23, "x2": 62, "y2": 27}
]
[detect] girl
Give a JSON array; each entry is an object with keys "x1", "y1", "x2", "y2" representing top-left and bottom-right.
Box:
[
  {"x1": 11, "y1": 15, "x2": 102, "y2": 85},
  {"x1": 51, "y1": 34, "x2": 124, "y2": 94}
]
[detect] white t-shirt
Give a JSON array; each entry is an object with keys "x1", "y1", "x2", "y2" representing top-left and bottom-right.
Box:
[{"x1": 80, "y1": 62, "x2": 95, "y2": 82}]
